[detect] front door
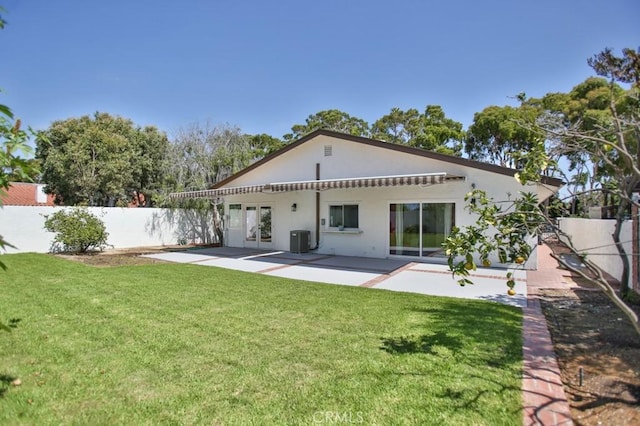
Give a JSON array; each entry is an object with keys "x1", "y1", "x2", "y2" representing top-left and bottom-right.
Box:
[{"x1": 244, "y1": 204, "x2": 274, "y2": 249}]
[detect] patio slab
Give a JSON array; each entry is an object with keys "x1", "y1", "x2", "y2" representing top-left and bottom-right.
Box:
[
  {"x1": 373, "y1": 270, "x2": 527, "y2": 308},
  {"x1": 264, "y1": 264, "x2": 380, "y2": 286},
  {"x1": 306, "y1": 255, "x2": 411, "y2": 274},
  {"x1": 141, "y1": 252, "x2": 219, "y2": 263},
  {"x1": 197, "y1": 257, "x2": 279, "y2": 273}
]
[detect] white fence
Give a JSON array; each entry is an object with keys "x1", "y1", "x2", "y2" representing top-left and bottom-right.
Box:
[
  {"x1": 0, "y1": 206, "x2": 217, "y2": 253},
  {"x1": 557, "y1": 217, "x2": 633, "y2": 286}
]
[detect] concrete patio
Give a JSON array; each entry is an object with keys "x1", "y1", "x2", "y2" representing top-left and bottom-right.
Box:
[{"x1": 142, "y1": 247, "x2": 528, "y2": 307}]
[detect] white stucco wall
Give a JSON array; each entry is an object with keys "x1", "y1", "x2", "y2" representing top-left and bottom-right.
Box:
[
  {"x1": 558, "y1": 217, "x2": 633, "y2": 286},
  {"x1": 0, "y1": 206, "x2": 216, "y2": 253},
  {"x1": 219, "y1": 134, "x2": 545, "y2": 268}
]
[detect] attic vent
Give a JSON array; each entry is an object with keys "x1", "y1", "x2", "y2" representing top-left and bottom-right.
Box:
[{"x1": 324, "y1": 145, "x2": 333, "y2": 156}]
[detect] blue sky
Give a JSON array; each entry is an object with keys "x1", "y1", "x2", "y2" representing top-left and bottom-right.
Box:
[{"x1": 0, "y1": 0, "x2": 638, "y2": 140}]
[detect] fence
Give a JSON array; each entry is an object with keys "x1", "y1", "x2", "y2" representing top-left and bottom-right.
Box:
[{"x1": 0, "y1": 206, "x2": 217, "y2": 254}]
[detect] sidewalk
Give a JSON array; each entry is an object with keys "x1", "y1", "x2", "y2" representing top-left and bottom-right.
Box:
[{"x1": 523, "y1": 244, "x2": 575, "y2": 425}]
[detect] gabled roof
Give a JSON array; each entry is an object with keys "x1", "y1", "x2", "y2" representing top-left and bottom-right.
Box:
[
  {"x1": 0, "y1": 182, "x2": 56, "y2": 206},
  {"x1": 212, "y1": 129, "x2": 563, "y2": 189}
]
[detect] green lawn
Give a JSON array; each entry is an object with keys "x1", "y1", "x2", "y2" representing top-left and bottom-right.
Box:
[{"x1": 0, "y1": 254, "x2": 522, "y2": 425}]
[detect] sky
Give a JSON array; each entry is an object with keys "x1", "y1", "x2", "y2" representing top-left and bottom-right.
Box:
[{"x1": 0, "y1": 0, "x2": 638, "y2": 141}]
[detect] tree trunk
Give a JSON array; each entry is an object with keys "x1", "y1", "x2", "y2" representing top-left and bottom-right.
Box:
[{"x1": 613, "y1": 198, "x2": 632, "y2": 296}]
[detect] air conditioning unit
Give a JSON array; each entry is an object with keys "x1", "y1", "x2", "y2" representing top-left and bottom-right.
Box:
[{"x1": 290, "y1": 230, "x2": 310, "y2": 253}]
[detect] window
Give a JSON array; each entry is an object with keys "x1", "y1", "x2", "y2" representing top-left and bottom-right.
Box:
[
  {"x1": 389, "y1": 202, "x2": 454, "y2": 256},
  {"x1": 329, "y1": 204, "x2": 359, "y2": 228},
  {"x1": 228, "y1": 204, "x2": 242, "y2": 228}
]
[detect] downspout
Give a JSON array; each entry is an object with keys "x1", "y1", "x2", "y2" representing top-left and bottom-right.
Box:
[{"x1": 311, "y1": 162, "x2": 321, "y2": 250}]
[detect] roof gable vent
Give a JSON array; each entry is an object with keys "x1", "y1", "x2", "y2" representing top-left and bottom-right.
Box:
[{"x1": 324, "y1": 145, "x2": 332, "y2": 156}]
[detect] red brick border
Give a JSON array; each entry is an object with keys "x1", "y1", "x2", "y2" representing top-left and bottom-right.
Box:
[
  {"x1": 523, "y1": 244, "x2": 574, "y2": 425},
  {"x1": 522, "y1": 298, "x2": 573, "y2": 425}
]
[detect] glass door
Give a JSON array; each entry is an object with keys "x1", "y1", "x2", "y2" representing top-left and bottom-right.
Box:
[
  {"x1": 259, "y1": 205, "x2": 272, "y2": 246},
  {"x1": 389, "y1": 202, "x2": 454, "y2": 257},
  {"x1": 245, "y1": 204, "x2": 273, "y2": 249},
  {"x1": 389, "y1": 203, "x2": 420, "y2": 256}
]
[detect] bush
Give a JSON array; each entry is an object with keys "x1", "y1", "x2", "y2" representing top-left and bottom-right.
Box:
[{"x1": 44, "y1": 209, "x2": 109, "y2": 253}]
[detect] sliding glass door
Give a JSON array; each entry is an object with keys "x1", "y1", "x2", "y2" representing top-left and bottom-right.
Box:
[{"x1": 389, "y1": 202, "x2": 455, "y2": 257}]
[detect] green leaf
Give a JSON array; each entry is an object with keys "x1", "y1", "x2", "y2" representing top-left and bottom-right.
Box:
[{"x1": 0, "y1": 103, "x2": 13, "y2": 118}]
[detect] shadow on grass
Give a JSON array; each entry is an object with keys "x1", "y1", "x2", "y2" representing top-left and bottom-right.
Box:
[
  {"x1": 380, "y1": 301, "x2": 522, "y2": 368},
  {"x1": 380, "y1": 331, "x2": 463, "y2": 355},
  {"x1": 438, "y1": 373, "x2": 522, "y2": 417},
  {"x1": 0, "y1": 374, "x2": 18, "y2": 397}
]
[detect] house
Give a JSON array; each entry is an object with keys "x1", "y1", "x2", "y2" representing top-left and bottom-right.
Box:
[
  {"x1": 171, "y1": 130, "x2": 562, "y2": 265},
  {"x1": 0, "y1": 182, "x2": 55, "y2": 206}
]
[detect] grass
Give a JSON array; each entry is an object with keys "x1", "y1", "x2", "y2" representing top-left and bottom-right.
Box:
[{"x1": 0, "y1": 254, "x2": 523, "y2": 425}]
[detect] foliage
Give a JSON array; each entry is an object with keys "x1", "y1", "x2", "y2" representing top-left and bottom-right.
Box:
[
  {"x1": 43, "y1": 209, "x2": 109, "y2": 253},
  {"x1": 158, "y1": 123, "x2": 254, "y2": 245},
  {"x1": 0, "y1": 253, "x2": 522, "y2": 424},
  {"x1": 283, "y1": 109, "x2": 370, "y2": 141},
  {"x1": 0, "y1": 8, "x2": 42, "y2": 333},
  {"x1": 35, "y1": 112, "x2": 170, "y2": 207},
  {"x1": 443, "y1": 190, "x2": 540, "y2": 286},
  {"x1": 445, "y1": 47, "x2": 640, "y2": 336},
  {"x1": 163, "y1": 122, "x2": 251, "y2": 197},
  {"x1": 536, "y1": 49, "x2": 639, "y2": 294},
  {"x1": 129, "y1": 125, "x2": 171, "y2": 207},
  {"x1": 371, "y1": 105, "x2": 464, "y2": 155},
  {"x1": 248, "y1": 133, "x2": 285, "y2": 157},
  {"x1": 466, "y1": 104, "x2": 542, "y2": 167}
]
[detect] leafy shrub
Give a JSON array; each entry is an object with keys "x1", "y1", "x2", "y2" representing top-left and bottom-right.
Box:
[{"x1": 44, "y1": 209, "x2": 109, "y2": 253}]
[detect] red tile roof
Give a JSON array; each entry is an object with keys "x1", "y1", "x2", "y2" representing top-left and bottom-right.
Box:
[{"x1": 0, "y1": 182, "x2": 56, "y2": 206}]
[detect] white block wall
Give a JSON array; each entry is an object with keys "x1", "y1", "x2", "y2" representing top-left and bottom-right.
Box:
[
  {"x1": 0, "y1": 206, "x2": 216, "y2": 253},
  {"x1": 558, "y1": 217, "x2": 633, "y2": 286}
]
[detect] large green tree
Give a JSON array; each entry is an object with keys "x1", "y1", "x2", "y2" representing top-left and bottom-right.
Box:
[
  {"x1": 283, "y1": 109, "x2": 370, "y2": 141},
  {"x1": 465, "y1": 104, "x2": 541, "y2": 167},
  {"x1": 36, "y1": 112, "x2": 169, "y2": 207},
  {"x1": 372, "y1": 105, "x2": 464, "y2": 155}
]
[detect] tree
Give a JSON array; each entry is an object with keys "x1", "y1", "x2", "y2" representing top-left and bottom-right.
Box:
[
  {"x1": 372, "y1": 105, "x2": 464, "y2": 155},
  {"x1": 371, "y1": 107, "x2": 421, "y2": 144},
  {"x1": 164, "y1": 122, "x2": 251, "y2": 194},
  {"x1": 0, "y1": 9, "x2": 40, "y2": 268},
  {"x1": 129, "y1": 125, "x2": 171, "y2": 206},
  {"x1": 0, "y1": 103, "x2": 38, "y2": 268},
  {"x1": 1, "y1": 7, "x2": 41, "y2": 332},
  {"x1": 248, "y1": 133, "x2": 285, "y2": 158},
  {"x1": 36, "y1": 112, "x2": 169, "y2": 207},
  {"x1": 161, "y1": 122, "x2": 251, "y2": 246},
  {"x1": 283, "y1": 109, "x2": 370, "y2": 141},
  {"x1": 444, "y1": 47, "x2": 640, "y2": 336},
  {"x1": 466, "y1": 104, "x2": 541, "y2": 167},
  {"x1": 533, "y1": 77, "x2": 628, "y2": 211}
]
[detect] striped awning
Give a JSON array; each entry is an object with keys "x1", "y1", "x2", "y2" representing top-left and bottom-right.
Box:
[
  {"x1": 170, "y1": 184, "x2": 264, "y2": 200},
  {"x1": 169, "y1": 172, "x2": 465, "y2": 200}
]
